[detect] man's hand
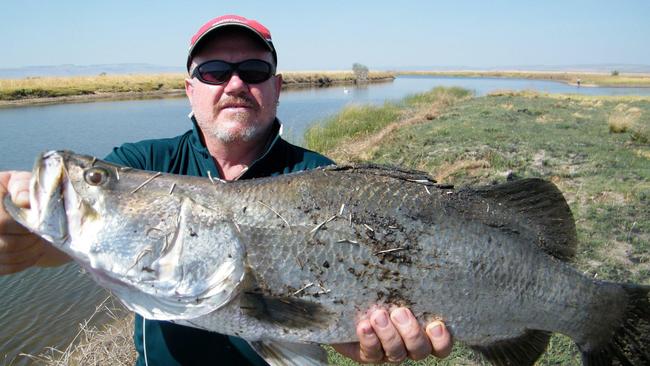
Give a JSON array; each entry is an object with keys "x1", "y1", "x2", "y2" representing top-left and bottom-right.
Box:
[
  {"x1": 0, "y1": 171, "x2": 70, "y2": 275},
  {"x1": 332, "y1": 307, "x2": 453, "y2": 363}
]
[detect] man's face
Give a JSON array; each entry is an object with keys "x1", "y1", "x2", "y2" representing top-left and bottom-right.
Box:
[{"x1": 185, "y1": 31, "x2": 282, "y2": 144}]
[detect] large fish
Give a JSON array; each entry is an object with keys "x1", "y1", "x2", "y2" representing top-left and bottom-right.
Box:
[{"x1": 4, "y1": 151, "x2": 649, "y2": 365}]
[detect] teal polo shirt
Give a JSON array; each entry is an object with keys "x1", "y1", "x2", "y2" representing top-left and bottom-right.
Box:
[{"x1": 104, "y1": 118, "x2": 333, "y2": 366}]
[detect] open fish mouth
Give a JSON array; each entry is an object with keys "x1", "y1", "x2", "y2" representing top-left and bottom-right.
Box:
[{"x1": 4, "y1": 151, "x2": 70, "y2": 245}]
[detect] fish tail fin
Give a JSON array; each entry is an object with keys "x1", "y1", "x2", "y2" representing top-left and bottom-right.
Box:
[{"x1": 579, "y1": 283, "x2": 650, "y2": 366}]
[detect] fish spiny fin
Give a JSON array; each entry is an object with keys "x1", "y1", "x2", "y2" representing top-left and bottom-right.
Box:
[
  {"x1": 323, "y1": 163, "x2": 437, "y2": 184},
  {"x1": 465, "y1": 178, "x2": 577, "y2": 261},
  {"x1": 579, "y1": 283, "x2": 650, "y2": 366},
  {"x1": 248, "y1": 340, "x2": 327, "y2": 366},
  {"x1": 471, "y1": 329, "x2": 551, "y2": 366}
]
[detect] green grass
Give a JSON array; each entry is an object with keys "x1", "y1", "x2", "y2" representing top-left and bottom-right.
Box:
[
  {"x1": 304, "y1": 87, "x2": 473, "y2": 155},
  {"x1": 307, "y1": 88, "x2": 650, "y2": 365},
  {"x1": 304, "y1": 102, "x2": 402, "y2": 153}
]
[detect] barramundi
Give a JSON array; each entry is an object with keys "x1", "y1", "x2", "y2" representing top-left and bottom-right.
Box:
[{"x1": 4, "y1": 151, "x2": 649, "y2": 365}]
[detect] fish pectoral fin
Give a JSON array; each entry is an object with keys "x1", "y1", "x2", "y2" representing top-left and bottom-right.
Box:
[
  {"x1": 470, "y1": 329, "x2": 551, "y2": 366},
  {"x1": 241, "y1": 290, "x2": 334, "y2": 329},
  {"x1": 249, "y1": 340, "x2": 327, "y2": 366}
]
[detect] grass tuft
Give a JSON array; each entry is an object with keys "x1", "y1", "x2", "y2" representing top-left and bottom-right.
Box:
[{"x1": 304, "y1": 102, "x2": 402, "y2": 154}]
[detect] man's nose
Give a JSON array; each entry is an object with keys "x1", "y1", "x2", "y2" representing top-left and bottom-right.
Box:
[{"x1": 223, "y1": 72, "x2": 247, "y2": 93}]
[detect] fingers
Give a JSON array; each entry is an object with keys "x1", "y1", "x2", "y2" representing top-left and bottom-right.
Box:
[
  {"x1": 426, "y1": 321, "x2": 453, "y2": 359},
  {"x1": 368, "y1": 309, "x2": 408, "y2": 363},
  {"x1": 2, "y1": 171, "x2": 32, "y2": 208},
  {"x1": 357, "y1": 318, "x2": 384, "y2": 363},
  {"x1": 361, "y1": 308, "x2": 454, "y2": 363},
  {"x1": 0, "y1": 236, "x2": 43, "y2": 274},
  {"x1": 335, "y1": 308, "x2": 455, "y2": 364},
  {"x1": 391, "y1": 308, "x2": 433, "y2": 360},
  {"x1": 0, "y1": 170, "x2": 43, "y2": 275}
]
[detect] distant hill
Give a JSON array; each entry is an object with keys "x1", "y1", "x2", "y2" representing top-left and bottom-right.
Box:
[{"x1": 0, "y1": 64, "x2": 183, "y2": 79}]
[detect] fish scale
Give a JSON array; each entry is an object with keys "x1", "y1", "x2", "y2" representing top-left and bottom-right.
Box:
[{"x1": 5, "y1": 151, "x2": 649, "y2": 366}]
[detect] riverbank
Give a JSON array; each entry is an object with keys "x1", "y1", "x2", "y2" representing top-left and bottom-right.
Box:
[
  {"x1": 30, "y1": 88, "x2": 650, "y2": 365},
  {"x1": 397, "y1": 70, "x2": 650, "y2": 88},
  {"x1": 0, "y1": 71, "x2": 395, "y2": 107}
]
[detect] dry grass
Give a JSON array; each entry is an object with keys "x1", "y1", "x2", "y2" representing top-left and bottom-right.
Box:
[
  {"x1": 281, "y1": 71, "x2": 395, "y2": 86},
  {"x1": 21, "y1": 297, "x2": 136, "y2": 366},
  {"x1": 398, "y1": 70, "x2": 650, "y2": 87},
  {"x1": 0, "y1": 71, "x2": 395, "y2": 102},
  {"x1": 608, "y1": 104, "x2": 644, "y2": 133}
]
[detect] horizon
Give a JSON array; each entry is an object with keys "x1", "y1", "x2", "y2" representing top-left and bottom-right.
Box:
[{"x1": 2, "y1": 1, "x2": 649, "y2": 73}]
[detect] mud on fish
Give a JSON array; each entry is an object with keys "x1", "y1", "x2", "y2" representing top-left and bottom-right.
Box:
[{"x1": 4, "y1": 151, "x2": 649, "y2": 365}]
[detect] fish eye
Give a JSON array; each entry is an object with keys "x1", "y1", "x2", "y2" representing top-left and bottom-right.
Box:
[{"x1": 84, "y1": 167, "x2": 109, "y2": 186}]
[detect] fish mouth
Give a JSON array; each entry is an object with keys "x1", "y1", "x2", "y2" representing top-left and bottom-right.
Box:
[{"x1": 22, "y1": 151, "x2": 70, "y2": 244}]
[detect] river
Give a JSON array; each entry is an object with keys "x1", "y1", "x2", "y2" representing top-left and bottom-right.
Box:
[{"x1": 1, "y1": 75, "x2": 649, "y2": 364}]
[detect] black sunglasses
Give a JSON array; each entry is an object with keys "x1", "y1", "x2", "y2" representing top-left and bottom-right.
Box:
[{"x1": 192, "y1": 59, "x2": 276, "y2": 85}]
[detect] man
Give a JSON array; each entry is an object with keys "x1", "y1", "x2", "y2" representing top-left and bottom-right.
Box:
[{"x1": 0, "y1": 15, "x2": 452, "y2": 365}]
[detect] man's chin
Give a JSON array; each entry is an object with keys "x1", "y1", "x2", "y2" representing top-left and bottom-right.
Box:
[{"x1": 212, "y1": 125, "x2": 265, "y2": 144}]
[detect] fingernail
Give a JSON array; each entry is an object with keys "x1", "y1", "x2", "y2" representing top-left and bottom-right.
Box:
[
  {"x1": 15, "y1": 191, "x2": 30, "y2": 206},
  {"x1": 392, "y1": 308, "x2": 410, "y2": 325},
  {"x1": 360, "y1": 322, "x2": 373, "y2": 335},
  {"x1": 373, "y1": 311, "x2": 389, "y2": 328},
  {"x1": 427, "y1": 321, "x2": 444, "y2": 338}
]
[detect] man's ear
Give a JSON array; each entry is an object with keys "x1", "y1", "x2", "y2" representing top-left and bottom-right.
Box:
[
  {"x1": 274, "y1": 73, "x2": 283, "y2": 95},
  {"x1": 185, "y1": 78, "x2": 194, "y2": 102}
]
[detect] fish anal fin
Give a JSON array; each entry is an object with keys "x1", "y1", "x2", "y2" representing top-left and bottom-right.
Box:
[
  {"x1": 465, "y1": 178, "x2": 577, "y2": 261},
  {"x1": 471, "y1": 329, "x2": 551, "y2": 366},
  {"x1": 249, "y1": 340, "x2": 327, "y2": 366}
]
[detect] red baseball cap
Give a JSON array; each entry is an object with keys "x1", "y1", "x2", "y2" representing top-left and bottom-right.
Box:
[{"x1": 187, "y1": 14, "x2": 277, "y2": 71}]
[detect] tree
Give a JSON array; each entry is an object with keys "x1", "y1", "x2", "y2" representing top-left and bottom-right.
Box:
[{"x1": 352, "y1": 63, "x2": 369, "y2": 82}]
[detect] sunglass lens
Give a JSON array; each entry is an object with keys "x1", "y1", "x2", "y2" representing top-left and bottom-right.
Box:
[
  {"x1": 197, "y1": 62, "x2": 232, "y2": 84},
  {"x1": 239, "y1": 60, "x2": 273, "y2": 83}
]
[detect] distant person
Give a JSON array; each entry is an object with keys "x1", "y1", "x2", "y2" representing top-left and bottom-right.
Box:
[
  {"x1": 0, "y1": 14, "x2": 453, "y2": 365},
  {"x1": 577, "y1": 78, "x2": 581, "y2": 87}
]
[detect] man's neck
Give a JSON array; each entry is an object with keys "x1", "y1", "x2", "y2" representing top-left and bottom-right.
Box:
[{"x1": 204, "y1": 130, "x2": 274, "y2": 181}]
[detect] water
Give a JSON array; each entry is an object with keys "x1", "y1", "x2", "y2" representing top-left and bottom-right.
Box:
[{"x1": 1, "y1": 75, "x2": 649, "y2": 364}]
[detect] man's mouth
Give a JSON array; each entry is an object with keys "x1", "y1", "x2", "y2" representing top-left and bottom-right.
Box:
[
  {"x1": 222, "y1": 104, "x2": 252, "y2": 110},
  {"x1": 217, "y1": 96, "x2": 257, "y2": 111}
]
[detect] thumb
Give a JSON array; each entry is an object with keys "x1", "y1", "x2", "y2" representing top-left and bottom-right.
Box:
[{"x1": 3, "y1": 171, "x2": 32, "y2": 208}]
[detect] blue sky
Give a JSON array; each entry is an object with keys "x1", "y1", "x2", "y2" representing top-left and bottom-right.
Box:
[{"x1": 1, "y1": 0, "x2": 648, "y2": 71}]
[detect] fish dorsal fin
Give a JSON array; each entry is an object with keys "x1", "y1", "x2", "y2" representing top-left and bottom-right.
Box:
[
  {"x1": 471, "y1": 329, "x2": 552, "y2": 366},
  {"x1": 324, "y1": 163, "x2": 438, "y2": 185},
  {"x1": 459, "y1": 178, "x2": 577, "y2": 261},
  {"x1": 248, "y1": 340, "x2": 328, "y2": 366}
]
